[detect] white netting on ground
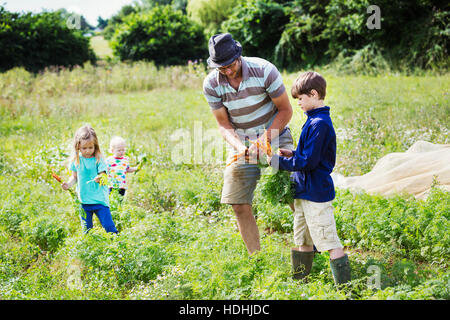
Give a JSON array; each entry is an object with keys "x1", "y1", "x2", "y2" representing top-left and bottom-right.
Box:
[{"x1": 332, "y1": 140, "x2": 450, "y2": 199}]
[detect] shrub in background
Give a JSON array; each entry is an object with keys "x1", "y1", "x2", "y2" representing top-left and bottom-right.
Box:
[
  {"x1": 221, "y1": 0, "x2": 289, "y2": 62},
  {"x1": 102, "y1": 4, "x2": 138, "y2": 40},
  {"x1": 273, "y1": 0, "x2": 449, "y2": 71},
  {"x1": 274, "y1": 0, "x2": 329, "y2": 69},
  {"x1": 0, "y1": 7, "x2": 96, "y2": 73},
  {"x1": 111, "y1": 5, "x2": 206, "y2": 65},
  {"x1": 187, "y1": 0, "x2": 239, "y2": 37}
]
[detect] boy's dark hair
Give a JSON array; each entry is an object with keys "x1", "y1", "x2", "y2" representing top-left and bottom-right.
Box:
[{"x1": 291, "y1": 71, "x2": 326, "y2": 100}]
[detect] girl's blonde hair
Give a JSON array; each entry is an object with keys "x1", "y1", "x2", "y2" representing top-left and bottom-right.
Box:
[
  {"x1": 109, "y1": 136, "x2": 126, "y2": 153},
  {"x1": 71, "y1": 125, "x2": 103, "y2": 165}
]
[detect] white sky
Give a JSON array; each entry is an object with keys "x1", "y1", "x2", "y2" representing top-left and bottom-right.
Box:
[{"x1": 2, "y1": 0, "x2": 136, "y2": 26}]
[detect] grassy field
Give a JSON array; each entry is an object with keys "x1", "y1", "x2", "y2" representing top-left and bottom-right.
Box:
[
  {"x1": 0, "y1": 61, "x2": 449, "y2": 299},
  {"x1": 90, "y1": 35, "x2": 114, "y2": 59}
]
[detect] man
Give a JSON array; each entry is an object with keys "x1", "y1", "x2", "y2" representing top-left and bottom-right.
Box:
[{"x1": 202, "y1": 33, "x2": 294, "y2": 255}]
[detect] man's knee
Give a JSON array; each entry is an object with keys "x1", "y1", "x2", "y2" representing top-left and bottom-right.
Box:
[{"x1": 231, "y1": 203, "x2": 252, "y2": 215}]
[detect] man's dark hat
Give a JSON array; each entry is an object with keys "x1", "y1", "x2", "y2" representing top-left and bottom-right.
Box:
[{"x1": 207, "y1": 33, "x2": 242, "y2": 68}]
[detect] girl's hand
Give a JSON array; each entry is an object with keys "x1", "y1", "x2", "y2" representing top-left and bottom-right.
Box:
[
  {"x1": 278, "y1": 148, "x2": 293, "y2": 158},
  {"x1": 61, "y1": 182, "x2": 70, "y2": 190},
  {"x1": 94, "y1": 173, "x2": 108, "y2": 186}
]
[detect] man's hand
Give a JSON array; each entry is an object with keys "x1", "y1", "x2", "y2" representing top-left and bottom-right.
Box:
[
  {"x1": 248, "y1": 143, "x2": 258, "y2": 159},
  {"x1": 278, "y1": 148, "x2": 293, "y2": 158}
]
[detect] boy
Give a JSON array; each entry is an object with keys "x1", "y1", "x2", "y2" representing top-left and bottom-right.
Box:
[{"x1": 267, "y1": 71, "x2": 351, "y2": 286}]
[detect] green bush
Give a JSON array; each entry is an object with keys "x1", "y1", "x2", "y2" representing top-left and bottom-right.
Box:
[
  {"x1": 221, "y1": 0, "x2": 289, "y2": 61},
  {"x1": 111, "y1": 5, "x2": 206, "y2": 65},
  {"x1": 187, "y1": 0, "x2": 239, "y2": 37},
  {"x1": 0, "y1": 7, "x2": 96, "y2": 72},
  {"x1": 274, "y1": 0, "x2": 329, "y2": 69},
  {"x1": 259, "y1": 0, "x2": 449, "y2": 71},
  {"x1": 102, "y1": 4, "x2": 138, "y2": 40}
]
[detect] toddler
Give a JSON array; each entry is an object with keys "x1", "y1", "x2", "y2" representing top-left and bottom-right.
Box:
[{"x1": 106, "y1": 136, "x2": 137, "y2": 196}]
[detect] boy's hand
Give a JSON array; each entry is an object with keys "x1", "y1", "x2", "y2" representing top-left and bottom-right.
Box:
[
  {"x1": 61, "y1": 182, "x2": 70, "y2": 190},
  {"x1": 278, "y1": 148, "x2": 293, "y2": 158}
]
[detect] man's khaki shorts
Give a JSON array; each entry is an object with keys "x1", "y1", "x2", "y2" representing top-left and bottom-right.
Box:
[
  {"x1": 293, "y1": 198, "x2": 343, "y2": 252},
  {"x1": 221, "y1": 128, "x2": 294, "y2": 204}
]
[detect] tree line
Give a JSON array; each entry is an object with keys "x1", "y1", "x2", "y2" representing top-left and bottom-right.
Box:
[{"x1": 0, "y1": 0, "x2": 448, "y2": 73}]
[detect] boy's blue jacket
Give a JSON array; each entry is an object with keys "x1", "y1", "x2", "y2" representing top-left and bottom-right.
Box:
[{"x1": 271, "y1": 106, "x2": 336, "y2": 202}]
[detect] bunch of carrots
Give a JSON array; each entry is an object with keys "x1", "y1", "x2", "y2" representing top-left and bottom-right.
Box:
[{"x1": 226, "y1": 130, "x2": 272, "y2": 167}]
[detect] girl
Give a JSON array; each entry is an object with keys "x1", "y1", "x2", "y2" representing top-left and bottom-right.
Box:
[
  {"x1": 106, "y1": 136, "x2": 137, "y2": 196},
  {"x1": 62, "y1": 125, "x2": 118, "y2": 234}
]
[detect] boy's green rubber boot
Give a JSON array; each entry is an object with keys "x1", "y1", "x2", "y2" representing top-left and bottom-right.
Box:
[
  {"x1": 291, "y1": 249, "x2": 314, "y2": 280},
  {"x1": 330, "y1": 254, "x2": 351, "y2": 287}
]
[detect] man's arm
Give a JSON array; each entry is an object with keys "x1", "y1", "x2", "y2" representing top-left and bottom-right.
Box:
[
  {"x1": 211, "y1": 107, "x2": 247, "y2": 154},
  {"x1": 266, "y1": 90, "x2": 293, "y2": 141}
]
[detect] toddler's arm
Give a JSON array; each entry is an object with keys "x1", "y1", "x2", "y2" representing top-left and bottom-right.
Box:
[
  {"x1": 62, "y1": 171, "x2": 77, "y2": 190},
  {"x1": 127, "y1": 166, "x2": 138, "y2": 173}
]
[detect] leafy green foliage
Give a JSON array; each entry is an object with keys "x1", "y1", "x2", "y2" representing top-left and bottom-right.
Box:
[
  {"x1": 334, "y1": 187, "x2": 450, "y2": 265},
  {"x1": 21, "y1": 216, "x2": 68, "y2": 252},
  {"x1": 257, "y1": 170, "x2": 295, "y2": 205},
  {"x1": 0, "y1": 7, "x2": 96, "y2": 73},
  {"x1": 0, "y1": 64, "x2": 448, "y2": 299},
  {"x1": 65, "y1": 228, "x2": 173, "y2": 286},
  {"x1": 102, "y1": 4, "x2": 139, "y2": 40},
  {"x1": 254, "y1": 201, "x2": 293, "y2": 233},
  {"x1": 187, "y1": 0, "x2": 239, "y2": 37},
  {"x1": 221, "y1": 0, "x2": 289, "y2": 61},
  {"x1": 111, "y1": 5, "x2": 206, "y2": 65},
  {"x1": 261, "y1": 0, "x2": 449, "y2": 71},
  {"x1": 274, "y1": 0, "x2": 329, "y2": 69}
]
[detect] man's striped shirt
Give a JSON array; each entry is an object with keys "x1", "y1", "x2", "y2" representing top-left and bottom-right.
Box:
[{"x1": 203, "y1": 57, "x2": 285, "y2": 134}]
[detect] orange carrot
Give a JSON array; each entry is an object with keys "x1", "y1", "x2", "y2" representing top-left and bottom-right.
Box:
[
  {"x1": 226, "y1": 149, "x2": 248, "y2": 167},
  {"x1": 51, "y1": 172, "x2": 63, "y2": 183}
]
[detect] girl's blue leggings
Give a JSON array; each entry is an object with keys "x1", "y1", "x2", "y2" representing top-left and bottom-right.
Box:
[{"x1": 80, "y1": 204, "x2": 118, "y2": 233}]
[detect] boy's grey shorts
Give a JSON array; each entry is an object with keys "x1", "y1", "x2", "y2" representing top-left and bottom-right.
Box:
[
  {"x1": 221, "y1": 128, "x2": 294, "y2": 205},
  {"x1": 293, "y1": 198, "x2": 343, "y2": 252}
]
